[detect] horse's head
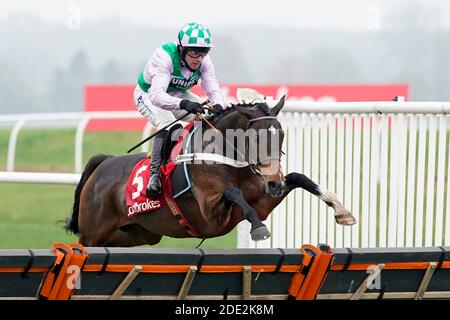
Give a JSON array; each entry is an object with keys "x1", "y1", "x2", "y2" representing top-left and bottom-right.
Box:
[{"x1": 233, "y1": 96, "x2": 286, "y2": 197}]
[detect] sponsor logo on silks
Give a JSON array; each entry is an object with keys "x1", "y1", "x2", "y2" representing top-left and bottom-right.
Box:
[
  {"x1": 128, "y1": 198, "x2": 161, "y2": 215},
  {"x1": 170, "y1": 76, "x2": 200, "y2": 89}
]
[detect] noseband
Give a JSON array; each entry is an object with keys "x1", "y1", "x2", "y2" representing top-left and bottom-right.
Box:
[{"x1": 243, "y1": 116, "x2": 282, "y2": 176}]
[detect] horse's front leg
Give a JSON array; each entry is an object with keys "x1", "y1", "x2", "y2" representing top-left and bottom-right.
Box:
[
  {"x1": 284, "y1": 172, "x2": 357, "y2": 225},
  {"x1": 223, "y1": 187, "x2": 271, "y2": 241}
]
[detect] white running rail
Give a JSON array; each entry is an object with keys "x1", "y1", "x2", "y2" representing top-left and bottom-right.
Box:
[
  {"x1": 2, "y1": 101, "x2": 450, "y2": 249},
  {"x1": 0, "y1": 111, "x2": 154, "y2": 174}
]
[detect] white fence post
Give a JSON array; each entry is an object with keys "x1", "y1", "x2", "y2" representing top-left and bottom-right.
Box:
[
  {"x1": 75, "y1": 117, "x2": 90, "y2": 174},
  {"x1": 6, "y1": 118, "x2": 26, "y2": 172}
]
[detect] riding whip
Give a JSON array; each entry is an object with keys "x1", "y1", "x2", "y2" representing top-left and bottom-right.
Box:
[{"x1": 127, "y1": 99, "x2": 210, "y2": 153}]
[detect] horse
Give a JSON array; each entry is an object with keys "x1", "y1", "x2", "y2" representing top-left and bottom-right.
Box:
[{"x1": 64, "y1": 96, "x2": 356, "y2": 247}]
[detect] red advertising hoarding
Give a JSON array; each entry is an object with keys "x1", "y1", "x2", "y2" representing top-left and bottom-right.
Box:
[{"x1": 84, "y1": 84, "x2": 408, "y2": 131}]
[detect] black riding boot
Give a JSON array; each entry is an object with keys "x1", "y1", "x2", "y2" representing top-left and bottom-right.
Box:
[{"x1": 146, "y1": 130, "x2": 168, "y2": 198}]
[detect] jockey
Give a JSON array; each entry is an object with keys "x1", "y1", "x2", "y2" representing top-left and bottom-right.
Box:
[{"x1": 134, "y1": 22, "x2": 226, "y2": 198}]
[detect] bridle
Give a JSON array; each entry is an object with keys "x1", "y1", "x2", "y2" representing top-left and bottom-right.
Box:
[
  {"x1": 196, "y1": 110, "x2": 284, "y2": 178},
  {"x1": 242, "y1": 115, "x2": 284, "y2": 177}
]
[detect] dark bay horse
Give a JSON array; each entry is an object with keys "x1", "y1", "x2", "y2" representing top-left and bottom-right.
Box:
[{"x1": 65, "y1": 96, "x2": 356, "y2": 246}]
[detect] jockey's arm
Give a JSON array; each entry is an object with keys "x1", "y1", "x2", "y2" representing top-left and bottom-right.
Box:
[
  {"x1": 200, "y1": 56, "x2": 226, "y2": 108},
  {"x1": 147, "y1": 48, "x2": 182, "y2": 111}
]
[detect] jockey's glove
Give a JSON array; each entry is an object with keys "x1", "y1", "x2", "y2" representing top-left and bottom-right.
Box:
[{"x1": 180, "y1": 100, "x2": 205, "y2": 114}]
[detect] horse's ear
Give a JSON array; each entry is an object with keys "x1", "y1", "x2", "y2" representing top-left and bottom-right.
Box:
[
  {"x1": 271, "y1": 95, "x2": 286, "y2": 116},
  {"x1": 235, "y1": 106, "x2": 255, "y2": 117}
]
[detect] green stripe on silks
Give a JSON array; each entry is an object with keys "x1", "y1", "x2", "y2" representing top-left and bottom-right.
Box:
[
  {"x1": 137, "y1": 42, "x2": 202, "y2": 93},
  {"x1": 138, "y1": 72, "x2": 151, "y2": 92}
]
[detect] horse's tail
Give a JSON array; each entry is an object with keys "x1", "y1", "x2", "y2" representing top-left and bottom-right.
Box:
[{"x1": 64, "y1": 154, "x2": 112, "y2": 234}]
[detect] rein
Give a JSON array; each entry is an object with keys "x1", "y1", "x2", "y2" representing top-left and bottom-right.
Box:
[{"x1": 196, "y1": 112, "x2": 281, "y2": 178}]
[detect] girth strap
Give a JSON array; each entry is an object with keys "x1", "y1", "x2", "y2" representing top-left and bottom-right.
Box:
[{"x1": 163, "y1": 193, "x2": 200, "y2": 238}]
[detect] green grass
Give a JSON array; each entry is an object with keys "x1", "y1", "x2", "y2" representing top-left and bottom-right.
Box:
[
  {"x1": 0, "y1": 129, "x2": 143, "y2": 172},
  {"x1": 0, "y1": 183, "x2": 78, "y2": 248},
  {"x1": 0, "y1": 129, "x2": 236, "y2": 249}
]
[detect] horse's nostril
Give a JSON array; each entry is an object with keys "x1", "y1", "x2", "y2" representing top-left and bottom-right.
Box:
[{"x1": 268, "y1": 181, "x2": 280, "y2": 192}]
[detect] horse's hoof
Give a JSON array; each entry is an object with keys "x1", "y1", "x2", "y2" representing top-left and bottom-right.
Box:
[
  {"x1": 251, "y1": 225, "x2": 271, "y2": 241},
  {"x1": 335, "y1": 210, "x2": 357, "y2": 226}
]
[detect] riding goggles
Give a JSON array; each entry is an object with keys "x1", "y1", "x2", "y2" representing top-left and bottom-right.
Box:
[{"x1": 185, "y1": 47, "x2": 210, "y2": 58}]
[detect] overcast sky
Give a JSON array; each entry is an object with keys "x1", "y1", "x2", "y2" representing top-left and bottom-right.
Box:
[{"x1": 2, "y1": 0, "x2": 449, "y2": 31}]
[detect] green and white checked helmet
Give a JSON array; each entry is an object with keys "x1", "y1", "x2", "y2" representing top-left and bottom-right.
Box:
[{"x1": 177, "y1": 22, "x2": 213, "y2": 48}]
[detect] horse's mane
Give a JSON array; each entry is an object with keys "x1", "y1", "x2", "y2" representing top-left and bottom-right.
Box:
[{"x1": 209, "y1": 101, "x2": 272, "y2": 125}]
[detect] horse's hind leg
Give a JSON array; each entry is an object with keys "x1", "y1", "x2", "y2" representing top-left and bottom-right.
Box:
[
  {"x1": 284, "y1": 172, "x2": 357, "y2": 225},
  {"x1": 223, "y1": 187, "x2": 271, "y2": 241},
  {"x1": 79, "y1": 227, "x2": 117, "y2": 247},
  {"x1": 104, "y1": 224, "x2": 163, "y2": 247}
]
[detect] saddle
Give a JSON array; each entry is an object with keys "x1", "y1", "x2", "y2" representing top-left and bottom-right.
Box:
[
  {"x1": 160, "y1": 123, "x2": 190, "y2": 197},
  {"x1": 161, "y1": 123, "x2": 183, "y2": 164},
  {"x1": 125, "y1": 122, "x2": 195, "y2": 216}
]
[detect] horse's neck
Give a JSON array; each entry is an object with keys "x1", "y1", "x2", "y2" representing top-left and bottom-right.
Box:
[
  {"x1": 190, "y1": 111, "x2": 248, "y2": 158},
  {"x1": 214, "y1": 112, "x2": 247, "y2": 132}
]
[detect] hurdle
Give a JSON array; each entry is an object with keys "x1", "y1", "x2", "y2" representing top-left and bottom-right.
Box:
[
  {"x1": 0, "y1": 243, "x2": 449, "y2": 300},
  {"x1": 317, "y1": 246, "x2": 450, "y2": 299}
]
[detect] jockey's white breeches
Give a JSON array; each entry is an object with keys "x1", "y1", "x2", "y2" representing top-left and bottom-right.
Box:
[{"x1": 133, "y1": 85, "x2": 201, "y2": 130}]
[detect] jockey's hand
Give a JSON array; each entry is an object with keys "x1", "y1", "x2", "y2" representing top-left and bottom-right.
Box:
[
  {"x1": 211, "y1": 104, "x2": 224, "y2": 116},
  {"x1": 180, "y1": 100, "x2": 205, "y2": 114}
]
